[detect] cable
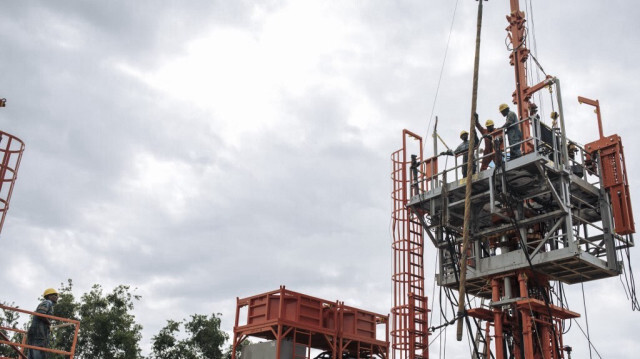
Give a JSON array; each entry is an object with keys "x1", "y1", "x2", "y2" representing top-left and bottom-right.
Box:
[
  {"x1": 430, "y1": 252, "x2": 439, "y2": 325},
  {"x1": 581, "y1": 282, "x2": 593, "y2": 359},
  {"x1": 620, "y1": 245, "x2": 640, "y2": 310},
  {"x1": 437, "y1": 230, "x2": 490, "y2": 359},
  {"x1": 573, "y1": 320, "x2": 604, "y2": 359},
  {"x1": 526, "y1": 0, "x2": 543, "y2": 109},
  {"x1": 425, "y1": 0, "x2": 460, "y2": 146}
]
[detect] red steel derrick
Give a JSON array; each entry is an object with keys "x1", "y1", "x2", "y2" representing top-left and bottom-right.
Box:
[{"x1": 391, "y1": 2, "x2": 636, "y2": 359}]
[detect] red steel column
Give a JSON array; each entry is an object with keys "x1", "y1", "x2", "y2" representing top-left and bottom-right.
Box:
[
  {"x1": 517, "y1": 273, "x2": 535, "y2": 358},
  {"x1": 507, "y1": 0, "x2": 533, "y2": 153},
  {"x1": 491, "y1": 278, "x2": 505, "y2": 359}
]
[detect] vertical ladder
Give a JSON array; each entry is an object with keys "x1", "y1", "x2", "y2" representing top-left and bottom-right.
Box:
[{"x1": 391, "y1": 130, "x2": 429, "y2": 359}]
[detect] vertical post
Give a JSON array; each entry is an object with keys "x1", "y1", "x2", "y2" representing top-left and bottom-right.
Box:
[
  {"x1": 276, "y1": 323, "x2": 282, "y2": 359},
  {"x1": 507, "y1": 0, "x2": 533, "y2": 153},
  {"x1": 578, "y1": 96, "x2": 604, "y2": 139},
  {"x1": 231, "y1": 298, "x2": 240, "y2": 359},
  {"x1": 517, "y1": 273, "x2": 535, "y2": 359},
  {"x1": 541, "y1": 322, "x2": 552, "y2": 359},
  {"x1": 277, "y1": 287, "x2": 285, "y2": 359},
  {"x1": 408, "y1": 293, "x2": 415, "y2": 356},
  {"x1": 485, "y1": 321, "x2": 491, "y2": 359},
  {"x1": 70, "y1": 323, "x2": 79, "y2": 359},
  {"x1": 555, "y1": 79, "x2": 570, "y2": 169},
  {"x1": 433, "y1": 117, "x2": 438, "y2": 158},
  {"x1": 491, "y1": 278, "x2": 505, "y2": 359},
  {"x1": 457, "y1": 0, "x2": 484, "y2": 341}
]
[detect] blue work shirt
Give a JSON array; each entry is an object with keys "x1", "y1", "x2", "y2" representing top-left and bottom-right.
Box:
[
  {"x1": 503, "y1": 111, "x2": 522, "y2": 143},
  {"x1": 27, "y1": 299, "x2": 54, "y2": 345}
]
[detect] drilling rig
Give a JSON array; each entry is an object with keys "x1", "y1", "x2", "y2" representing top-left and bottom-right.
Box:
[{"x1": 391, "y1": 2, "x2": 635, "y2": 359}]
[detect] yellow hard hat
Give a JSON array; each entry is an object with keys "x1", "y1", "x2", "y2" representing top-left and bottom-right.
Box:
[
  {"x1": 43, "y1": 288, "x2": 58, "y2": 297},
  {"x1": 498, "y1": 103, "x2": 509, "y2": 112},
  {"x1": 460, "y1": 130, "x2": 468, "y2": 137},
  {"x1": 485, "y1": 119, "x2": 494, "y2": 127}
]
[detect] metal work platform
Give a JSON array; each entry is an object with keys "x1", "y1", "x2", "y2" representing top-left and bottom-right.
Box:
[{"x1": 402, "y1": 106, "x2": 634, "y2": 299}]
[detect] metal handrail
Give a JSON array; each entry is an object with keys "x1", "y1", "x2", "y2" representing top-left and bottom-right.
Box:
[{"x1": 0, "y1": 304, "x2": 80, "y2": 359}]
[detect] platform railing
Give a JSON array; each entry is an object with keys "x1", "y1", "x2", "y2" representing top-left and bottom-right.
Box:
[
  {"x1": 0, "y1": 304, "x2": 79, "y2": 359},
  {"x1": 412, "y1": 120, "x2": 598, "y2": 197}
]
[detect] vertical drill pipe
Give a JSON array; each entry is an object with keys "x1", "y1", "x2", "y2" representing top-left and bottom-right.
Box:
[{"x1": 456, "y1": 0, "x2": 484, "y2": 341}]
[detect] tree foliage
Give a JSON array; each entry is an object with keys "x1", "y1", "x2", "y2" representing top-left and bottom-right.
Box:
[
  {"x1": 74, "y1": 284, "x2": 143, "y2": 359},
  {"x1": 151, "y1": 314, "x2": 229, "y2": 359},
  {"x1": 0, "y1": 301, "x2": 23, "y2": 358},
  {"x1": 1, "y1": 280, "x2": 238, "y2": 359},
  {"x1": 50, "y1": 279, "x2": 80, "y2": 359},
  {"x1": 33, "y1": 280, "x2": 144, "y2": 359}
]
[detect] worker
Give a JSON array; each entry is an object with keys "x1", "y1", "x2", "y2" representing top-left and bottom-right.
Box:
[
  {"x1": 498, "y1": 103, "x2": 522, "y2": 159},
  {"x1": 567, "y1": 142, "x2": 578, "y2": 161},
  {"x1": 27, "y1": 288, "x2": 59, "y2": 359},
  {"x1": 441, "y1": 130, "x2": 476, "y2": 178},
  {"x1": 528, "y1": 103, "x2": 541, "y2": 144},
  {"x1": 474, "y1": 113, "x2": 496, "y2": 171},
  {"x1": 567, "y1": 142, "x2": 584, "y2": 178},
  {"x1": 410, "y1": 154, "x2": 420, "y2": 195},
  {"x1": 529, "y1": 103, "x2": 540, "y2": 122}
]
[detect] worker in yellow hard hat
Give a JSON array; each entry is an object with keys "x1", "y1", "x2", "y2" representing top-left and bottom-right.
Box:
[
  {"x1": 498, "y1": 103, "x2": 522, "y2": 159},
  {"x1": 474, "y1": 113, "x2": 497, "y2": 171},
  {"x1": 26, "y1": 288, "x2": 59, "y2": 359},
  {"x1": 440, "y1": 128, "x2": 477, "y2": 178}
]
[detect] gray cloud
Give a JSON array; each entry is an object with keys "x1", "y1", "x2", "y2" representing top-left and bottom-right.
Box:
[{"x1": 1, "y1": 1, "x2": 639, "y2": 358}]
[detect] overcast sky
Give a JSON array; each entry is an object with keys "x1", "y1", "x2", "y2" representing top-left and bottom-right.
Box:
[{"x1": 1, "y1": 1, "x2": 639, "y2": 358}]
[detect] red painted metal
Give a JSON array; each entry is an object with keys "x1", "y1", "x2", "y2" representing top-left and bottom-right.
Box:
[
  {"x1": 391, "y1": 130, "x2": 429, "y2": 359},
  {"x1": 468, "y1": 271, "x2": 580, "y2": 359},
  {"x1": 422, "y1": 156, "x2": 438, "y2": 192},
  {"x1": 581, "y1": 97, "x2": 635, "y2": 235},
  {"x1": 506, "y1": 1, "x2": 534, "y2": 154},
  {"x1": 389, "y1": 3, "x2": 635, "y2": 359},
  {"x1": 586, "y1": 134, "x2": 634, "y2": 234},
  {"x1": 0, "y1": 131, "x2": 24, "y2": 237},
  {"x1": 231, "y1": 286, "x2": 388, "y2": 359},
  {"x1": 0, "y1": 303, "x2": 80, "y2": 358}
]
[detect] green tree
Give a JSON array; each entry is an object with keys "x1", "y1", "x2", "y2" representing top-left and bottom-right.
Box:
[
  {"x1": 75, "y1": 284, "x2": 143, "y2": 359},
  {"x1": 51, "y1": 279, "x2": 80, "y2": 359},
  {"x1": 2, "y1": 281, "x2": 145, "y2": 359},
  {"x1": 0, "y1": 301, "x2": 23, "y2": 359},
  {"x1": 151, "y1": 313, "x2": 229, "y2": 359},
  {"x1": 151, "y1": 320, "x2": 197, "y2": 359},
  {"x1": 185, "y1": 314, "x2": 228, "y2": 358},
  {"x1": 223, "y1": 338, "x2": 250, "y2": 359}
]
